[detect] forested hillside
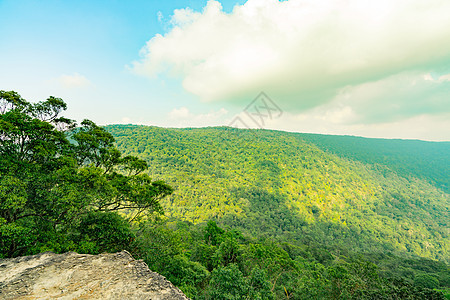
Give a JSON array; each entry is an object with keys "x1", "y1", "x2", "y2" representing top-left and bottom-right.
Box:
[
  {"x1": 105, "y1": 124, "x2": 450, "y2": 298},
  {"x1": 299, "y1": 134, "x2": 449, "y2": 193},
  {"x1": 106, "y1": 125, "x2": 448, "y2": 261}
]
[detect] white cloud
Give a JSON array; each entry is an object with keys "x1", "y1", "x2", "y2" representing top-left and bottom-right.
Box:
[
  {"x1": 439, "y1": 74, "x2": 450, "y2": 82},
  {"x1": 424, "y1": 73, "x2": 434, "y2": 81},
  {"x1": 169, "y1": 107, "x2": 191, "y2": 119},
  {"x1": 121, "y1": 117, "x2": 131, "y2": 123},
  {"x1": 167, "y1": 106, "x2": 228, "y2": 127},
  {"x1": 157, "y1": 11, "x2": 164, "y2": 23},
  {"x1": 132, "y1": 0, "x2": 450, "y2": 120},
  {"x1": 328, "y1": 71, "x2": 450, "y2": 123},
  {"x1": 55, "y1": 73, "x2": 92, "y2": 89}
]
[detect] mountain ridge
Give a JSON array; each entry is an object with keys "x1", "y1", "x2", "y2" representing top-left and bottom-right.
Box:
[{"x1": 105, "y1": 124, "x2": 449, "y2": 262}]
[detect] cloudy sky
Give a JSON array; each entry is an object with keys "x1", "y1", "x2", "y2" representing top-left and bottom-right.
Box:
[{"x1": 1, "y1": 0, "x2": 449, "y2": 141}]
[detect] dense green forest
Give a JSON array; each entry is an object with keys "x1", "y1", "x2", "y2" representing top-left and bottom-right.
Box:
[
  {"x1": 104, "y1": 124, "x2": 449, "y2": 299},
  {"x1": 299, "y1": 134, "x2": 449, "y2": 193},
  {"x1": 106, "y1": 125, "x2": 448, "y2": 260},
  {"x1": 1, "y1": 91, "x2": 449, "y2": 299}
]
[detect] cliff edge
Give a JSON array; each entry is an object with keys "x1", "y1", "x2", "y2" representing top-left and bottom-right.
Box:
[{"x1": 0, "y1": 251, "x2": 189, "y2": 299}]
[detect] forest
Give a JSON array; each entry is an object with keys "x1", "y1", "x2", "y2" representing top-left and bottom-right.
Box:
[{"x1": 1, "y1": 91, "x2": 449, "y2": 299}]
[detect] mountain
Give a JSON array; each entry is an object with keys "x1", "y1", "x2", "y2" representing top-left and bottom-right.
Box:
[
  {"x1": 105, "y1": 125, "x2": 449, "y2": 263},
  {"x1": 299, "y1": 134, "x2": 450, "y2": 193}
]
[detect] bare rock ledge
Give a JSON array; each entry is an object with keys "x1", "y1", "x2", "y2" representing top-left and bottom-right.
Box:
[{"x1": 0, "y1": 251, "x2": 189, "y2": 300}]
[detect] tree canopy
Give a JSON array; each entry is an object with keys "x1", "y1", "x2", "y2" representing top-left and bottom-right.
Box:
[
  {"x1": 0, "y1": 90, "x2": 172, "y2": 258},
  {"x1": 105, "y1": 124, "x2": 449, "y2": 262}
]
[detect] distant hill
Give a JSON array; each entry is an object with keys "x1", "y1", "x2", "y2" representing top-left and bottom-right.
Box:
[
  {"x1": 106, "y1": 125, "x2": 449, "y2": 262},
  {"x1": 299, "y1": 133, "x2": 450, "y2": 193}
]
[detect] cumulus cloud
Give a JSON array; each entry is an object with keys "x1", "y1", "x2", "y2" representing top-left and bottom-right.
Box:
[
  {"x1": 132, "y1": 0, "x2": 450, "y2": 124},
  {"x1": 327, "y1": 71, "x2": 450, "y2": 124}
]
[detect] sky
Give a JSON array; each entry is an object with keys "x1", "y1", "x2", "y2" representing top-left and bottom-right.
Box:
[{"x1": 1, "y1": 0, "x2": 449, "y2": 141}]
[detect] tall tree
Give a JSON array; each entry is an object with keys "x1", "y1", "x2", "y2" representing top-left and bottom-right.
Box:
[{"x1": 0, "y1": 90, "x2": 172, "y2": 257}]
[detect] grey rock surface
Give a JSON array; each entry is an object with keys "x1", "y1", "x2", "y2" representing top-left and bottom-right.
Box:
[{"x1": 0, "y1": 251, "x2": 189, "y2": 299}]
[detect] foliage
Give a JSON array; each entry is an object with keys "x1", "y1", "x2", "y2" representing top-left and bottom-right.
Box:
[
  {"x1": 0, "y1": 91, "x2": 172, "y2": 257},
  {"x1": 105, "y1": 124, "x2": 449, "y2": 298},
  {"x1": 137, "y1": 219, "x2": 447, "y2": 299},
  {"x1": 72, "y1": 211, "x2": 135, "y2": 254},
  {"x1": 414, "y1": 274, "x2": 440, "y2": 290},
  {"x1": 164, "y1": 255, "x2": 210, "y2": 298},
  {"x1": 106, "y1": 124, "x2": 449, "y2": 262},
  {"x1": 299, "y1": 133, "x2": 450, "y2": 193}
]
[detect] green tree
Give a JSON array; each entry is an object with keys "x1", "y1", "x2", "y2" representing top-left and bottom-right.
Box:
[
  {"x1": 73, "y1": 211, "x2": 135, "y2": 254},
  {"x1": 414, "y1": 274, "x2": 440, "y2": 289},
  {"x1": 0, "y1": 90, "x2": 172, "y2": 257},
  {"x1": 214, "y1": 234, "x2": 241, "y2": 267},
  {"x1": 247, "y1": 267, "x2": 274, "y2": 300},
  {"x1": 164, "y1": 254, "x2": 209, "y2": 298},
  {"x1": 134, "y1": 221, "x2": 184, "y2": 273},
  {"x1": 206, "y1": 264, "x2": 249, "y2": 300},
  {"x1": 205, "y1": 220, "x2": 225, "y2": 246}
]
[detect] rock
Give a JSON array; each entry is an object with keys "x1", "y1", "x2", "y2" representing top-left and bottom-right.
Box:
[{"x1": 0, "y1": 251, "x2": 189, "y2": 299}]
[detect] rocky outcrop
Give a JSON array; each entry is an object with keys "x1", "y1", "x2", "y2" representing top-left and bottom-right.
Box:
[{"x1": 0, "y1": 251, "x2": 189, "y2": 299}]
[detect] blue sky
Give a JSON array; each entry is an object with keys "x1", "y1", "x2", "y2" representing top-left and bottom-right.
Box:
[{"x1": 1, "y1": 0, "x2": 449, "y2": 140}]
